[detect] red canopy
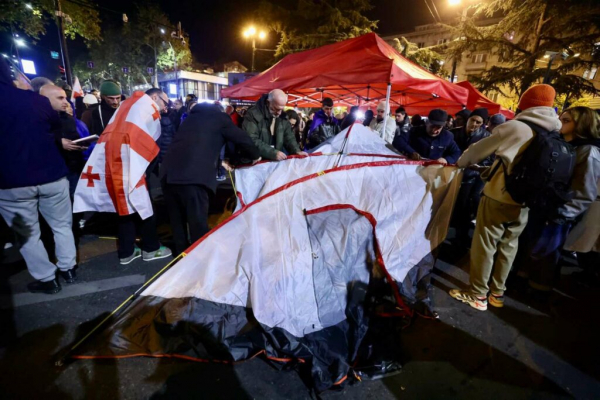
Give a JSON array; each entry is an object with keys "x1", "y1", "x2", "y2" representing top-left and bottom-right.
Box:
[
  {"x1": 455, "y1": 81, "x2": 515, "y2": 119},
  {"x1": 222, "y1": 33, "x2": 469, "y2": 114}
]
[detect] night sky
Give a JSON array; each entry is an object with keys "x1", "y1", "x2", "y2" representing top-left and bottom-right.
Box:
[{"x1": 1, "y1": 0, "x2": 462, "y2": 80}]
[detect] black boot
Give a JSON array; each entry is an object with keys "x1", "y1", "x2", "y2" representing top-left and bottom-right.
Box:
[
  {"x1": 27, "y1": 279, "x2": 61, "y2": 294},
  {"x1": 58, "y1": 267, "x2": 77, "y2": 284}
]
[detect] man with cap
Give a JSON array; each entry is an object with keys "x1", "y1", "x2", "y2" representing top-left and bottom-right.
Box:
[
  {"x1": 392, "y1": 108, "x2": 462, "y2": 165},
  {"x1": 370, "y1": 101, "x2": 396, "y2": 144},
  {"x1": 306, "y1": 97, "x2": 340, "y2": 149},
  {"x1": 89, "y1": 80, "x2": 122, "y2": 137},
  {"x1": 448, "y1": 84, "x2": 561, "y2": 311},
  {"x1": 451, "y1": 108, "x2": 493, "y2": 247},
  {"x1": 80, "y1": 93, "x2": 99, "y2": 129},
  {"x1": 487, "y1": 113, "x2": 507, "y2": 133},
  {"x1": 242, "y1": 89, "x2": 308, "y2": 160}
]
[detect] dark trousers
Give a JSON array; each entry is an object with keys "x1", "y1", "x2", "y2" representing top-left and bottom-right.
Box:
[
  {"x1": 117, "y1": 213, "x2": 160, "y2": 258},
  {"x1": 164, "y1": 184, "x2": 210, "y2": 255},
  {"x1": 452, "y1": 177, "x2": 485, "y2": 243}
]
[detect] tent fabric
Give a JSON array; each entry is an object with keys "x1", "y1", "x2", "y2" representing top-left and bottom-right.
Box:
[
  {"x1": 76, "y1": 124, "x2": 463, "y2": 391},
  {"x1": 455, "y1": 81, "x2": 515, "y2": 119},
  {"x1": 222, "y1": 33, "x2": 468, "y2": 114}
]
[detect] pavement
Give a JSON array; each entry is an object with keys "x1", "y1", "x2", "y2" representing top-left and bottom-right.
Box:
[{"x1": 1, "y1": 182, "x2": 599, "y2": 399}]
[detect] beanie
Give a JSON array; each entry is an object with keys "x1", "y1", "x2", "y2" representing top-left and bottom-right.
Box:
[
  {"x1": 322, "y1": 97, "x2": 334, "y2": 107},
  {"x1": 377, "y1": 101, "x2": 389, "y2": 112},
  {"x1": 83, "y1": 93, "x2": 98, "y2": 105},
  {"x1": 469, "y1": 107, "x2": 489, "y2": 122},
  {"x1": 489, "y1": 113, "x2": 506, "y2": 126},
  {"x1": 455, "y1": 108, "x2": 471, "y2": 120},
  {"x1": 100, "y1": 80, "x2": 121, "y2": 96},
  {"x1": 518, "y1": 84, "x2": 555, "y2": 110}
]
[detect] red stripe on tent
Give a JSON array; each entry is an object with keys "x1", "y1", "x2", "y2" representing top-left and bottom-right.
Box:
[
  {"x1": 187, "y1": 159, "x2": 452, "y2": 252},
  {"x1": 72, "y1": 349, "x2": 305, "y2": 364},
  {"x1": 236, "y1": 191, "x2": 246, "y2": 207},
  {"x1": 305, "y1": 204, "x2": 412, "y2": 317}
]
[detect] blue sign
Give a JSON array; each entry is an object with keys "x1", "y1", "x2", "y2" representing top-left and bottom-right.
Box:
[
  {"x1": 147, "y1": 67, "x2": 154, "y2": 74},
  {"x1": 50, "y1": 51, "x2": 59, "y2": 60},
  {"x1": 87, "y1": 61, "x2": 94, "y2": 68},
  {"x1": 122, "y1": 67, "x2": 129, "y2": 74}
]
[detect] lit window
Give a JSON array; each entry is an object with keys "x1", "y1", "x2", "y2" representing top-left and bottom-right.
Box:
[
  {"x1": 590, "y1": 67, "x2": 598, "y2": 80},
  {"x1": 169, "y1": 83, "x2": 177, "y2": 95}
]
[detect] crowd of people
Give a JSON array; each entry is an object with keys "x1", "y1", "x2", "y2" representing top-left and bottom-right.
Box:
[{"x1": 0, "y1": 57, "x2": 598, "y2": 321}]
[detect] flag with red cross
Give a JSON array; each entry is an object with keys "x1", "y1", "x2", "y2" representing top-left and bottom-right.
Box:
[{"x1": 73, "y1": 91, "x2": 161, "y2": 220}]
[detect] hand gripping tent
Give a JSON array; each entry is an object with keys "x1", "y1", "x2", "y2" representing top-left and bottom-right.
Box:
[{"x1": 74, "y1": 124, "x2": 462, "y2": 392}]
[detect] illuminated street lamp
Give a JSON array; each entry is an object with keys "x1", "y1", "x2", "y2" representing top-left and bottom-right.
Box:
[{"x1": 243, "y1": 26, "x2": 267, "y2": 72}]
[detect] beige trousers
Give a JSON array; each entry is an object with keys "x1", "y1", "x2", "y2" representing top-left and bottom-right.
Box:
[{"x1": 469, "y1": 196, "x2": 529, "y2": 297}]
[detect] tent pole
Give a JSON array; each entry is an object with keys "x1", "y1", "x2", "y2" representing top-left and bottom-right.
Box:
[{"x1": 383, "y1": 82, "x2": 392, "y2": 135}]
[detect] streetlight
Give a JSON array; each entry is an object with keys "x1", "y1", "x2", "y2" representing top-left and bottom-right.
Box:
[
  {"x1": 243, "y1": 26, "x2": 267, "y2": 72},
  {"x1": 14, "y1": 39, "x2": 25, "y2": 47},
  {"x1": 448, "y1": 0, "x2": 478, "y2": 83},
  {"x1": 25, "y1": 3, "x2": 33, "y2": 9}
]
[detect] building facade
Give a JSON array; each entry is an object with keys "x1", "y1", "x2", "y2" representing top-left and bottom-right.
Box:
[
  {"x1": 158, "y1": 70, "x2": 228, "y2": 102},
  {"x1": 382, "y1": 22, "x2": 600, "y2": 110}
]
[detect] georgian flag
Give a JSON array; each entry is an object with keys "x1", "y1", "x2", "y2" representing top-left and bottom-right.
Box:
[
  {"x1": 71, "y1": 76, "x2": 84, "y2": 101},
  {"x1": 73, "y1": 91, "x2": 161, "y2": 220}
]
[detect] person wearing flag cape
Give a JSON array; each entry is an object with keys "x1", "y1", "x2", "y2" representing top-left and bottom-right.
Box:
[{"x1": 74, "y1": 89, "x2": 172, "y2": 265}]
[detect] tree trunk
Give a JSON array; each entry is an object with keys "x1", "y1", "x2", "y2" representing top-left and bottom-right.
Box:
[{"x1": 519, "y1": 3, "x2": 547, "y2": 96}]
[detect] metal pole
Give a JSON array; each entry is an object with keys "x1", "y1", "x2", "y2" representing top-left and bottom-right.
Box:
[
  {"x1": 153, "y1": 39, "x2": 158, "y2": 88},
  {"x1": 251, "y1": 37, "x2": 256, "y2": 72},
  {"x1": 382, "y1": 82, "x2": 392, "y2": 140},
  {"x1": 543, "y1": 54, "x2": 555, "y2": 84},
  {"x1": 55, "y1": 0, "x2": 73, "y2": 86}
]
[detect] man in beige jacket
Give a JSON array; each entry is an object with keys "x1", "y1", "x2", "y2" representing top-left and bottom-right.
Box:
[{"x1": 449, "y1": 84, "x2": 561, "y2": 311}]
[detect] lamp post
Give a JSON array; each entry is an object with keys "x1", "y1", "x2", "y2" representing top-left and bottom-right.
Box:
[
  {"x1": 448, "y1": 0, "x2": 477, "y2": 83},
  {"x1": 243, "y1": 26, "x2": 267, "y2": 72}
]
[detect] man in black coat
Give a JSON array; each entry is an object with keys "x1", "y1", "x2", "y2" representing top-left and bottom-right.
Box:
[
  {"x1": 161, "y1": 103, "x2": 261, "y2": 254},
  {"x1": 88, "y1": 80, "x2": 122, "y2": 137}
]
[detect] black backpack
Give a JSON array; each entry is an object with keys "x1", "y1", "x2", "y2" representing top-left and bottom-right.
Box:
[{"x1": 489, "y1": 120, "x2": 575, "y2": 211}]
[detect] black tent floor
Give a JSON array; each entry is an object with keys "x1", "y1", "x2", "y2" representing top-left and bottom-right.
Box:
[{"x1": 1, "y1": 183, "x2": 598, "y2": 398}]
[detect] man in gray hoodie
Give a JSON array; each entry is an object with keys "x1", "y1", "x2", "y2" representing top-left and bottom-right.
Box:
[{"x1": 448, "y1": 84, "x2": 561, "y2": 311}]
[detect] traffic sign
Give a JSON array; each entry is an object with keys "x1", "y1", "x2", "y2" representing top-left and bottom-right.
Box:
[
  {"x1": 50, "y1": 51, "x2": 59, "y2": 59},
  {"x1": 122, "y1": 67, "x2": 129, "y2": 74},
  {"x1": 147, "y1": 67, "x2": 154, "y2": 74},
  {"x1": 87, "y1": 61, "x2": 94, "y2": 68}
]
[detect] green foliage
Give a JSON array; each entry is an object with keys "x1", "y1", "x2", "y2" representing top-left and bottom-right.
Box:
[
  {"x1": 447, "y1": 0, "x2": 600, "y2": 98},
  {"x1": 255, "y1": 0, "x2": 378, "y2": 58},
  {"x1": 72, "y1": 4, "x2": 192, "y2": 92},
  {"x1": 0, "y1": 0, "x2": 101, "y2": 43},
  {"x1": 392, "y1": 37, "x2": 445, "y2": 76}
]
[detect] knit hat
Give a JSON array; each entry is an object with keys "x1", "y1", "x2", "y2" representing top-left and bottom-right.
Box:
[
  {"x1": 489, "y1": 113, "x2": 506, "y2": 126},
  {"x1": 322, "y1": 97, "x2": 334, "y2": 107},
  {"x1": 100, "y1": 80, "x2": 121, "y2": 96},
  {"x1": 518, "y1": 84, "x2": 556, "y2": 110},
  {"x1": 469, "y1": 107, "x2": 489, "y2": 122},
  {"x1": 377, "y1": 101, "x2": 389, "y2": 112},
  {"x1": 428, "y1": 109, "x2": 448, "y2": 126},
  {"x1": 83, "y1": 93, "x2": 98, "y2": 105},
  {"x1": 455, "y1": 108, "x2": 471, "y2": 120}
]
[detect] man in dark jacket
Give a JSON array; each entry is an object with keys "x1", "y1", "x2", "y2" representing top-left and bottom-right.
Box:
[
  {"x1": 161, "y1": 103, "x2": 261, "y2": 254},
  {"x1": 451, "y1": 108, "x2": 493, "y2": 247},
  {"x1": 88, "y1": 80, "x2": 122, "y2": 137},
  {"x1": 394, "y1": 106, "x2": 412, "y2": 138},
  {"x1": 306, "y1": 97, "x2": 340, "y2": 149},
  {"x1": 242, "y1": 89, "x2": 308, "y2": 161},
  {"x1": 0, "y1": 62, "x2": 77, "y2": 294},
  {"x1": 40, "y1": 85, "x2": 87, "y2": 198},
  {"x1": 392, "y1": 109, "x2": 462, "y2": 165}
]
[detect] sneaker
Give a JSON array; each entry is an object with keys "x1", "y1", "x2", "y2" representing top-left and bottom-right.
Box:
[
  {"x1": 449, "y1": 289, "x2": 487, "y2": 311},
  {"x1": 120, "y1": 247, "x2": 142, "y2": 265},
  {"x1": 488, "y1": 293, "x2": 504, "y2": 308},
  {"x1": 27, "y1": 279, "x2": 61, "y2": 294},
  {"x1": 142, "y1": 246, "x2": 172, "y2": 262}
]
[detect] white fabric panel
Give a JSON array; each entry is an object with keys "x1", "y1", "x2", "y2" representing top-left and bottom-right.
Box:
[
  {"x1": 73, "y1": 142, "x2": 116, "y2": 214},
  {"x1": 142, "y1": 161, "x2": 462, "y2": 337}
]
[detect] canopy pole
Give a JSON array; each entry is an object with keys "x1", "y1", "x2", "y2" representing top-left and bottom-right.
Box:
[{"x1": 382, "y1": 82, "x2": 392, "y2": 139}]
